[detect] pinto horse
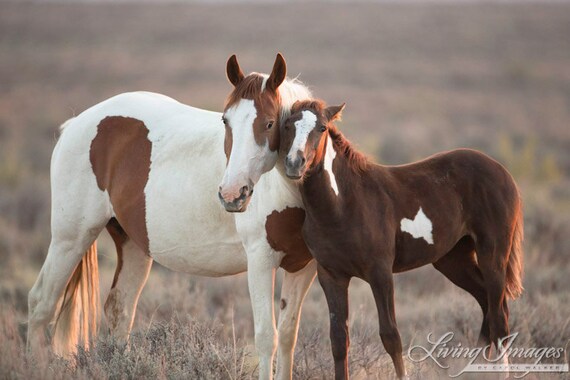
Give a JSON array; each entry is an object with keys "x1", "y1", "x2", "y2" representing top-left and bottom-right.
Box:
[
  {"x1": 279, "y1": 99, "x2": 524, "y2": 379},
  {"x1": 27, "y1": 54, "x2": 316, "y2": 380}
]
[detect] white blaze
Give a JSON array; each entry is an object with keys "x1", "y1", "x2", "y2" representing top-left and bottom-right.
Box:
[
  {"x1": 220, "y1": 99, "x2": 274, "y2": 200},
  {"x1": 288, "y1": 110, "x2": 317, "y2": 161},
  {"x1": 400, "y1": 207, "x2": 434, "y2": 244},
  {"x1": 324, "y1": 136, "x2": 339, "y2": 196}
]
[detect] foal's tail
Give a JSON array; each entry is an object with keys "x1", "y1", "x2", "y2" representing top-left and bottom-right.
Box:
[
  {"x1": 505, "y1": 205, "x2": 524, "y2": 300},
  {"x1": 53, "y1": 242, "x2": 100, "y2": 355}
]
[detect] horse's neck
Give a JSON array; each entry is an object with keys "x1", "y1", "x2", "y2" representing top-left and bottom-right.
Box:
[{"x1": 300, "y1": 144, "x2": 349, "y2": 212}]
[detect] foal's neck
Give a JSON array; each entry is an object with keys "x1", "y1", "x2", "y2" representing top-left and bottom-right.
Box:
[{"x1": 301, "y1": 135, "x2": 353, "y2": 207}]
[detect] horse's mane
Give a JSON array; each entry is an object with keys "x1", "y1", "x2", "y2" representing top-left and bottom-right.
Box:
[
  {"x1": 293, "y1": 99, "x2": 370, "y2": 173},
  {"x1": 225, "y1": 73, "x2": 313, "y2": 122},
  {"x1": 327, "y1": 124, "x2": 370, "y2": 173}
]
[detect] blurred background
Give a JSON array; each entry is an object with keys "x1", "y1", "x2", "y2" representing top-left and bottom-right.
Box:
[{"x1": 1, "y1": 1, "x2": 569, "y2": 379}]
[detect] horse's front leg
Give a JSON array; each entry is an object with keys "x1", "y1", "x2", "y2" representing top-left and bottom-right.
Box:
[
  {"x1": 275, "y1": 259, "x2": 317, "y2": 380},
  {"x1": 317, "y1": 264, "x2": 351, "y2": 380},
  {"x1": 246, "y1": 244, "x2": 279, "y2": 380},
  {"x1": 369, "y1": 265, "x2": 407, "y2": 379}
]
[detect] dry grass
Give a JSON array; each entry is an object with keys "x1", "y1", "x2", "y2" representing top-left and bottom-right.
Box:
[{"x1": 1, "y1": 1, "x2": 569, "y2": 379}]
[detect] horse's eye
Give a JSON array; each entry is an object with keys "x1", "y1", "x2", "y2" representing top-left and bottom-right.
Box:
[
  {"x1": 320, "y1": 125, "x2": 327, "y2": 132},
  {"x1": 267, "y1": 121, "x2": 274, "y2": 130},
  {"x1": 284, "y1": 125, "x2": 289, "y2": 131},
  {"x1": 222, "y1": 117, "x2": 228, "y2": 125}
]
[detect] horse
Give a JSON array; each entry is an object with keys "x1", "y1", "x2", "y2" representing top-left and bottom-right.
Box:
[
  {"x1": 279, "y1": 99, "x2": 524, "y2": 379},
  {"x1": 27, "y1": 54, "x2": 317, "y2": 380}
]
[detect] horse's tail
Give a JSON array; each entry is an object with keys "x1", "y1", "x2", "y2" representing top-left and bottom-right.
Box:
[
  {"x1": 53, "y1": 241, "x2": 100, "y2": 355},
  {"x1": 505, "y1": 203, "x2": 524, "y2": 300}
]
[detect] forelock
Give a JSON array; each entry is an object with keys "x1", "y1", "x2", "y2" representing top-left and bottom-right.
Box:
[
  {"x1": 291, "y1": 100, "x2": 326, "y2": 120},
  {"x1": 224, "y1": 73, "x2": 265, "y2": 109}
]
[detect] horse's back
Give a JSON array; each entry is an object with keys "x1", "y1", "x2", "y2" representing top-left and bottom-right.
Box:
[
  {"x1": 52, "y1": 91, "x2": 225, "y2": 197},
  {"x1": 388, "y1": 148, "x2": 521, "y2": 236},
  {"x1": 390, "y1": 148, "x2": 518, "y2": 197},
  {"x1": 61, "y1": 91, "x2": 219, "y2": 134}
]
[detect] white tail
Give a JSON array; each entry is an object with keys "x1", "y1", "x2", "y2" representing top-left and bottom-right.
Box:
[{"x1": 52, "y1": 241, "x2": 100, "y2": 355}]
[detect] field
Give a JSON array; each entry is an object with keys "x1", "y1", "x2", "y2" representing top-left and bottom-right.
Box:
[{"x1": 1, "y1": 1, "x2": 569, "y2": 379}]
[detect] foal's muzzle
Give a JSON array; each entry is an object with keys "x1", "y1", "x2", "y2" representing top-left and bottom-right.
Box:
[
  {"x1": 285, "y1": 152, "x2": 306, "y2": 180},
  {"x1": 218, "y1": 184, "x2": 253, "y2": 213}
]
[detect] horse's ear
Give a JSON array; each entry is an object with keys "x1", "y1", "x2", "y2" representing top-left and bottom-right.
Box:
[
  {"x1": 325, "y1": 103, "x2": 346, "y2": 122},
  {"x1": 227, "y1": 54, "x2": 245, "y2": 87},
  {"x1": 266, "y1": 53, "x2": 287, "y2": 92},
  {"x1": 291, "y1": 100, "x2": 303, "y2": 112}
]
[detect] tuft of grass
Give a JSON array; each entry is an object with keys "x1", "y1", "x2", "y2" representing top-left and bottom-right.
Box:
[{"x1": 1, "y1": 308, "x2": 252, "y2": 380}]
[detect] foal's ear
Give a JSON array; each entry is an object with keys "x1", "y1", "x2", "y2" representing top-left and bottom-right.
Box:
[
  {"x1": 290, "y1": 100, "x2": 303, "y2": 112},
  {"x1": 227, "y1": 54, "x2": 245, "y2": 87},
  {"x1": 325, "y1": 103, "x2": 346, "y2": 122},
  {"x1": 266, "y1": 53, "x2": 287, "y2": 92}
]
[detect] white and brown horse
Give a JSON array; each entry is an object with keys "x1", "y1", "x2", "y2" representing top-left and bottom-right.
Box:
[
  {"x1": 27, "y1": 54, "x2": 316, "y2": 380},
  {"x1": 280, "y1": 100, "x2": 524, "y2": 379}
]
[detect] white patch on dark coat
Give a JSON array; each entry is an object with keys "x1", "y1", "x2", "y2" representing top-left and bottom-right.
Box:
[
  {"x1": 324, "y1": 136, "x2": 339, "y2": 196},
  {"x1": 400, "y1": 207, "x2": 434, "y2": 244},
  {"x1": 288, "y1": 110, "x2": 316, "y2": 161}
]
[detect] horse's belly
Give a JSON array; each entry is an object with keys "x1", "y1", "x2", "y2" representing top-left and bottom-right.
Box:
[
  {"x1": 144, "y1": 189, "x2": 247, "y2": 276},
  {"x1": 150, "y1": 242, "x2": 247, "y2": 276},
  {"x1": 144, "y1": 135, "x2": 247, "y2": 276},
  {"x1": 393, "y1": 236, "x2": 460, "y2": 273}
]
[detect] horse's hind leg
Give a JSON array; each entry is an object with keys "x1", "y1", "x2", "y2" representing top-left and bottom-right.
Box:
[
  {"x1": 475, "y1": 237, "x2": 511, "y2": 358},
  {"x1": 28, "y1": 137, "x2": 113, "y2": 354},
  {"x1": 433, "y1": 237, "x2": 490, "y2": 345},
  {"x1": 27, "y1": 209, "x2": 108, "y2": 354},
  {"x1": 104, "y1": 219, "x2": 152, "y2": 343}
]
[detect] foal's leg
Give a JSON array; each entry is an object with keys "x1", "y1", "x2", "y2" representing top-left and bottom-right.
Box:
[
  {"x1": 433, "y1": 241, "x2": 490, "y2": 345},
  {"x1": 246, "y1": 245, "x2": 279, "y2": 380},
  {"x1": 317, "y1": 264, "x2": 350, "y2": 380},
  {"x1": 275, "y1": 260, "x2": 317, "y2": 380},
  {"x1": 104, "y1": 221, "x2": 152, "y2": 343},
  {"x1": 369, "y1": 267, "x2": 407, "y2": 379}
]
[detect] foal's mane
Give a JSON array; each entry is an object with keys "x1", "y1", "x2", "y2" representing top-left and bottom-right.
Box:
[
  {"x1": 225, "y1": 73, "x2": 313, "y2": 122},
  {"x1": 295, "y1": 99, "x2": 370, "y2": 173},
  {"x1": 328, "y1": 124, "x2": 370, "y2": 173}
]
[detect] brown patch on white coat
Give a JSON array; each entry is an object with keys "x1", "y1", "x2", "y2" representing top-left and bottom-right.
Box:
[
  {"x1": 265, "y1": 206, "x2": 313, "y2": 273},
  {"x1": 89, "y1": 116, "x2": 152, "y2": 254}
]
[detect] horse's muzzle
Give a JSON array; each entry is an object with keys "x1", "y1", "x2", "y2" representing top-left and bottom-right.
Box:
[
  {"x1": 285, "y1": 155, "x2": 306, "y2": 180},
  {"x1": 218, "y1": 185, "x2": 253, "y2": 213}
]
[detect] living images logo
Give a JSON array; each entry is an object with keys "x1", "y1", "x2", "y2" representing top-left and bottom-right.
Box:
[{"x1": 408, "y1": 332, "x2": 569, "y2": 378}]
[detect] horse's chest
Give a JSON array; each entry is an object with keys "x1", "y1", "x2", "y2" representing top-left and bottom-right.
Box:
[
  {"x1": 302, "y1": 219, "x2": 364, "y2": 271},
  {"x1": 265, "y1": 207, "x2": 313, "y2": 273}
]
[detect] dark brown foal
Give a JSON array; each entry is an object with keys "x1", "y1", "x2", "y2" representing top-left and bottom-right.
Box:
[{"x1": 279, "y1": 100, "x2": 524, "y2": 379}]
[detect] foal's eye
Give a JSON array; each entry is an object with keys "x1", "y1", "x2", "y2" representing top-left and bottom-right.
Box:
[
  {"x1": 266, "y1": 121, "x2": 274, "y2": 130},
  {"x1": 320, "y1": 125, "x2": 327, "y2": 132}
]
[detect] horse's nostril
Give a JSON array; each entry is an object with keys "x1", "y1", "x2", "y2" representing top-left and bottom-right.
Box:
[
  {"x1": 300, "y1": 156, "x2": 306, "y2": 165},
  {"x1": 240, "y1": 185, "x2": 249, "y2": 196}
]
